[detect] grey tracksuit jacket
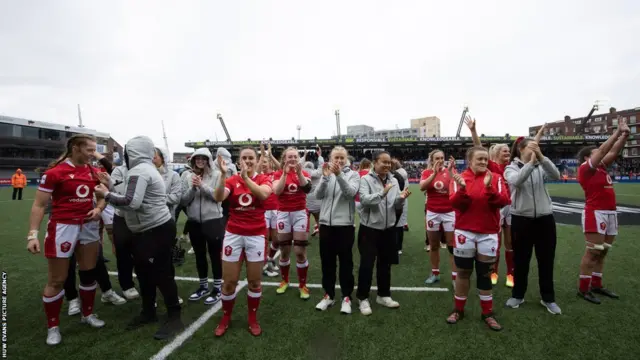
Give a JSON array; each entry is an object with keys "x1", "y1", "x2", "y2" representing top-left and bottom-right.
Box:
[
  {"x1": 358, "y1": 171, "x2": 406, "y2": 230},
  {"x1": 315, "y1": 166, "x2": 361, "y2": 227},
  {"x1": 504, "y1": 156, "x2": 561, "y2": 218}
]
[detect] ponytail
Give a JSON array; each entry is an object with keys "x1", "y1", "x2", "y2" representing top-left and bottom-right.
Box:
[{"x1": 47, "y1": 134, "x2": 97, "y2": 170}]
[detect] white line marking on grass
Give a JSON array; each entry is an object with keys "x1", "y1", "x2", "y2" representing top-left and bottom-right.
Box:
[
  {"x1": 149, "y1": 281, "x2": 247, "y2": 360},
  {"x1": 107, "y1": 272, "x2": 449, "y2": 292}
]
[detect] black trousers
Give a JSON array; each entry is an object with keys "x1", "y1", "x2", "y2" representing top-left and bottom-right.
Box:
[
  {"x1": 174, "y1": 206, "x2": 190, "y2": 235},
  {"x1": 395, "y1": 227, "x2": 404, "y2": 253},
  {"x1": 64, "y1": 249, "x2": 112, "y2": 301},
  {"x1": 511, "y1": 214, "x2": 557, "y2": 303},
  {"x1": 319, "y1": 225, "x2": 355, "y2": 299},
  {"x1": 12, "y1": 187, "x2": 23, "y2": 200},
  {"x1": 131, "y1": 219, "x2": 180, "y2": 317},
  {"x1": 356, "y1": 225, "x2": 396, "y2": 300},
  {"x1": 189, "y1": 218, "x2": 225, "y2": 284},
  {"x1": 113, "y1": 215, "x2": 136, "y2": 291}
]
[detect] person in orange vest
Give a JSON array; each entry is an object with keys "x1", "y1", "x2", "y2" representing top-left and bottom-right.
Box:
[{"x1": 11, "y1": 168, "x2": 27, "y2": 200}]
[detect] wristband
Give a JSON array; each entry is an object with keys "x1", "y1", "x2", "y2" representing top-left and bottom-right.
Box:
[{"x1": 27, "y1": 230, "x2": 38, "y2": 241}]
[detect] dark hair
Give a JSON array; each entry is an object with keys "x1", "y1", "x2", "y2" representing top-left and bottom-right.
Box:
[
  {"x1": 360, "y1": 158, "x2": 372, "y2": 169},
  {"x1": 577, "y1": 146, "x2": 597, "y2": 163},
  {"x1": 154, "y1": 147, "x2": 165, "y2": 164},
  {"x1": 373, "y1": 151, "x2": 391, "y2": 162},
  {"x1": 466, "y1": 146, "x2": 488, "y2": 163},
  {"x1": 510, "y1": 137, "x2": 531, "y2": 162},
  {"x1": 239, "y1": 146, "x2": 258, "y2": 157},
  {"x1": 48, "y1": 134, "x2": 97, "y2": 170}
]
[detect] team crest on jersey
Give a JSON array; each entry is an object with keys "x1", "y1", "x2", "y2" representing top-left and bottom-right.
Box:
[
  {"x1": 224, "y1": 245, "x2": 232, "y2": 257},
  {"x1": 457, "y1": 234, "x2": 466, "y2": 245},
  {"x1": 287, "y1": 183, "x2": 298, "y2": 192},
  {"x1": 60, "y1": 241, "x2": 72, "y2": 253},
  {"x1": 238, "y1": 193, "x2": 253, "y2": 207}
]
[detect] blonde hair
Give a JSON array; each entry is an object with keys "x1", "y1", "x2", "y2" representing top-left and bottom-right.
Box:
[
  {"x1": 489, "y1": 144, "x2": 508, "y2": 162},
  {"x1": 330, "y1": 146, "x2": 348, "y2": 160},
  {"x1": 48, "y1": 134, "x2": 97, "y2": 170},
  {"x1": 427, "y1": 149, "x2": 444, "y2": 167},
  {"x1": 280, "y1": 146, "x2": 299, "y2": 167}
]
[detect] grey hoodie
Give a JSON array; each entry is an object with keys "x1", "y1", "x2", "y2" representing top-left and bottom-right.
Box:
[
  {"x1": 156, "y1": 147, "x2": 182, "y2": 220},
  {"x1": 504, "y1": 156, "x2": 561, "y2": 218},
  {"x1": 395, "y1": 167, "x2": 409, "y2": 227},
  {"x1": 358, "y1": 171, "x2": 406, "y2": 230},
  {"x1": 304, "y1": 161, "x2": 323, "y2": 212},
  {"x1": 315, "y1": 165, "x2": 360, "y2": 226},
  {"x1": 215, "y1": 147, "x2": 237, "y2": 175},
  {"x1": 110, "y1": 165, "x2": 127, "y2": 218},
  {"x1": 180, "y1": 147, "x2": 224, "y2": 223},
  {"x1": 105, "y1": 136, "x2": 172, "y2": 233}
]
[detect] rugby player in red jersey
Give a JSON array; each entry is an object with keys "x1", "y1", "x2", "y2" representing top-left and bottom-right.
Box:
[
  {"x1": 576, "y1": 117, "x2": 630, "y2": 304},
  {"x1": 420, "y1": 150, "x2": 457, "y2": 286},
  {"x1": 446, "y1": 146, "x2": 511, "y2": 331},
  {"x1": 212, "y1": 147, "x2": 273, "y2": 337},
  {"x1": 26, "y1": 134, "x2": 107, "y2": 346},
  {"x1": 259, "y1": 143, "x2": 281, "y2": 277},
  {"x1": 272, "y1": 147, "x2": 313, "y2": 299}
]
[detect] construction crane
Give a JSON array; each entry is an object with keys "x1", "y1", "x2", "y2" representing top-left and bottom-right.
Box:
[
  {"x1": 575, "y1": 102, "x2": 601, "y2": 135},
  {"x1": 161, "y1": 120, "x2": 171, "y2": 162},
  {"x1": 217, "y1": 113, "x2": 232, "y2": 142},
  {"x1": 455, "y1": 105, "x2": 470, "y2": 137}
]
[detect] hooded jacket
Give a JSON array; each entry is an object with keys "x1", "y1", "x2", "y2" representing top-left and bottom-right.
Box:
[
  {"x1": 180, "y1": 147, "x2": 224, "y2": 223},
  {"x1": 215, "y1": 147, "x2": 237, "y2": 175},
  {"x1": 358, "y1": 171, "x2": 406, "y2": 230},
  {"x1": 304, "y1": 161, "x2": 323, "y2": 212},
  {"x1": 105, "y1": 136, "x2": 172, "y2": 233},
  {"x1": 315, "y1": 165, "x2": 360, "y2": 226},
  {"x1": 110, "y1": 165, "x2": 128, "y2": 217},
  {"x1": 155, "y1": 147, "x2": 182, "y2": 220},
  {"x1": 504, "y1": 156, "x2": 561, "y2": 218}
]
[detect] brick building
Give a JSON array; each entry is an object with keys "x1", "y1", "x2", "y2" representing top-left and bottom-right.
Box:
[{"x1": 529, "y1": 106, "x2": 640, "y2": 159}]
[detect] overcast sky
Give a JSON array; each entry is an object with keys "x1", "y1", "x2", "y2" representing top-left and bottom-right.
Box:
[{"x1": 0, "y1": 0, "x2": 638, "y2": 154}]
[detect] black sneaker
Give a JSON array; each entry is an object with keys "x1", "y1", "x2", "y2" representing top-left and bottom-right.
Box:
[
  {"x1": 188, "y1": 286, "x2": 209, "y2": 301},
  {"x1": 153, "y1": 317, "x2": 185, "y2": 340},
  {"x1": 577, "y1": 290, "x2": 601, "y2": 304},
  {"x1": 591, "y1": 287, "x2": 619, "y2": 299},
  {"x1": 126, "y1": 313, "x2": 159, "y2": 330},
  {"x1": 204, "y1": 289, "x2": 222, "y2": 305}
]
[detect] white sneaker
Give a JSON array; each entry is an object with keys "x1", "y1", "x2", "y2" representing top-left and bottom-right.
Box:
[
  {"x1": 340, "y1": 297, "x2": 352, "y2": 314},
  {"x1": 376, "y1": 296, "x2": 400, "y2": 308},
  {"x1": 398, "y1": 250, "x2": 403, "y2": 255},
  {"x1": 68, "y1": 298, "x2": 81, "y2": 316},
  {"x1": 101, "y1": 290, "x2": 127, "y2": 305},
  {"x1": 122, "y1": 288, "x2": 140, "y2": 300},
  {"x1": 46, "y1": 327, "x2": 62, "y2": 346},
  {"x1": 187, "y1": 247, "x2": 195, "y2": 255},
  {"x1": 315, "y1": 294, "x2": 335, "y2": 311},
  {"x1": 359, "y1": 299, "x2": 372, "y2": 316},
  {"x1": 179, "y1": 297, "x2": 184, "y2": 305},
  {"x1": 81, "y1": 314, "x2": 105, "y2": 328},
  {"x1": 505, "y1": 297, "x2": 525, "y2": 309}
]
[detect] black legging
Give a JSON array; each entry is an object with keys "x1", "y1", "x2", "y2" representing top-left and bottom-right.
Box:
[
  {"x1": 131, "y1": 219, "x2": 180, "y2": 317},
  {"x1": 188, "y1": 218, "x2": 225, "y2": 284},
  {"x1": 64, "y1": 247, "x2": 113, "y2": 301},
  {"x1": 112, "y1": 215, "x2": 136, "y2": 291}
]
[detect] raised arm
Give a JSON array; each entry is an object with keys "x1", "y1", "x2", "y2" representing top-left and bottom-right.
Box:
[
  {"x1": 336, "y1": 169, "x2": 360, "y2": 199},
  {"x1": 244, "y1": 173, "x2": 272, "y2": 201},
  {"x1": 602, "y1": 120, "x2": 630, "y2": 167},
  {"x1": 465, "y1": 116, "x2": 481, "y2": 146},
  {"x1": 588, "y1": 117, "x2": 628, "y2": 170}
]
